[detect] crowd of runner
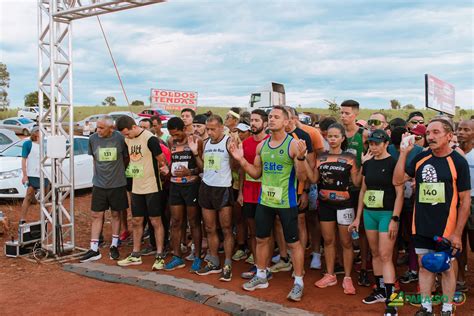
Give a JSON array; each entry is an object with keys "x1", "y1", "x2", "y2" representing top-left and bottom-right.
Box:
[{"x1": 60, "y1": 101, "x2": 473, "y2": 316}]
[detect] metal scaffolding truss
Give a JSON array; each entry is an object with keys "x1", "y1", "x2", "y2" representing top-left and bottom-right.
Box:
[{"x1": 38, "y1": 0, "x2": 163, "y2": 255}]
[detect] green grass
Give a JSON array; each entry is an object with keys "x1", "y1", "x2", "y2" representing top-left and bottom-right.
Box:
[{"x1": 1, "y1": 105, "x2": 472, "y2": 122}]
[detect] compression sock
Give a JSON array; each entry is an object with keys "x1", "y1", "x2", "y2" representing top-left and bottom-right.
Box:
[
  {"x1": 111, "y1": 235, "x2": 119, "y2": 247},
  {"x1": 90, "y1": 239, "x2": 99, "y2": 252}
]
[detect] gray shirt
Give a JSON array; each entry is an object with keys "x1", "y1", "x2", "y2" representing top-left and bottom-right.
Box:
[{"x1": 88, "y1": 131, "x2": 128, "y2": 188}]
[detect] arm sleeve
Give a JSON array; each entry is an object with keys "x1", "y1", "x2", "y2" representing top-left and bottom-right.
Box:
[
  {"x1": 147, "y1": 136, "x2": 163, "y2": 157},
  {"x1": 456, "y1": 155, "x2": 471, "y2": 192},
  {"x1": 21, "y1": 140, "x2": 32, "y2": 158}
]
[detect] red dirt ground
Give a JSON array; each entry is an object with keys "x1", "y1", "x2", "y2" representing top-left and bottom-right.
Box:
[{"x1": 1, "y1": 189, "x2": 473, "y2": 315}]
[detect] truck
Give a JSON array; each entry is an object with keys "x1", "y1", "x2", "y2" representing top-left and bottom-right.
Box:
[{"x1": 248, "y1": 82, "x2": 286, "y2": 109}]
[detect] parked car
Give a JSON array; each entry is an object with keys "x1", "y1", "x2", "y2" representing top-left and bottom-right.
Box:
[
  {"x1": 138, "y1": 108, "x2": 175, "y2": 121},
  {"x1": 108, "y1": 111, "x2": 143, "y2": 124},
  {"x1": 0, "y1": 129, "x2": 20, "y2": 152},
  {"x1": 0, "y1": 136, "x2": 93, "y2": 198},
  {"x1": 0, "y1": 117, "x2": 37, "y2": 135},
  {"x1": 17, "y1": 107, "x2": 43, "y2": 121},
  {"x1": 74, "y1": 114, "x2": 107, "y2": 134}
]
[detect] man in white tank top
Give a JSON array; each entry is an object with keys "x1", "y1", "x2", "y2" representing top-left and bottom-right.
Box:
[{"x1": 195, "y1": 115, "x2": 235, "y2": 282}]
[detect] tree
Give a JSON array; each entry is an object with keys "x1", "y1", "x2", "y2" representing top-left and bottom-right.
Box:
[
  {"x1": 102, "y1": 96, "x2": 117, "y2": 106},
  {"x1": 0, "y1": 62, "x2": 10, "y2": 109},
  {"x1": 24, "y1": 90, "x2": 52, "y2": 108},
  {"x1": 403, "y1": 104, "x2": 415, "y2": 110},
  {"x1": 131, "y1": 100, "x2": 144, "y2": 106},
  {"x1": 390, "y1": 99, "x2": 401, "y2": 110},
  {"x1": 324, "y1": 99, "x2": 340, "y2": 117}
]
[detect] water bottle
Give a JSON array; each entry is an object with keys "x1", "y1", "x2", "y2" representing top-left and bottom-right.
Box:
[{"x1": 352, "y1": 229, "x2": 359, "y2": 240}]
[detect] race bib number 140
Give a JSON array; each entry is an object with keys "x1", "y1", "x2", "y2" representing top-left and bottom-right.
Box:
[{"x1": 419, "y1": 182, "x2": 445, "y2": 204}]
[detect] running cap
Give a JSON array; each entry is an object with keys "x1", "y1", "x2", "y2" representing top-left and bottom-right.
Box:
[
  {"x1": 410, "y1": 124, "x2": 426, "y2": 136},
  {"x1": 236, "y1": 123, "x2": 250, "y2": 132},
  {"x1": 368, "y1": 129, "x2": 390, "y2": 143},
  {"x1": 193, "y1": 114, "x2": 207, "y2": 125}
]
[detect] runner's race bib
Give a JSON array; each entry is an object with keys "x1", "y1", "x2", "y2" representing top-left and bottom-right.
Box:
[
  {"x1": 171, "y1": 161, "x2": 189, "y2": 176},
  {"x1": 419, "y1": 182, "x2": 445, "y2": 204},
  {"x1": 204, "y1": 154, "x2": 221, "y2": 171},
  {"x1": 125, "y1": 163, "x2": 144, "y2": 178},
  {"x1": 364, "y1": 190, "x2": 384, "y2": 208},
  {"x1": 98, "y1": 147, "x2": 117, "y2": 162},
  {"x1": 261, "y1": 185, "x2": 283, "y2": 204},
  {"x1": 337, "y1": 208, "x2": 355, "y2": 225}
]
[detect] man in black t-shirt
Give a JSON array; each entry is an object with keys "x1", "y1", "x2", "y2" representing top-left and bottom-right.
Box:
[{"x1": 394, "y1": 118, "x2": 471, "y2": 315}]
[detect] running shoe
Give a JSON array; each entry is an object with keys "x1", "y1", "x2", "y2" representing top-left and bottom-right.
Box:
[
  {"x1": 190, "y1": 257, "x2": 202, "y2": 273},
  {"x1": 241, "y1": 265, "x2": 257, "y2": 279},
  {"x1": 80, "y1": 249, "x2": 101, "y2": 263},
  {"x1": 118, "y1": 254, "x2": 142, "y2": 266},
  {"x1": 218, "y1": 245, "x2": 224, "y2": 254},
  {"x1": 196, "y1": 261, "x2": 222, "y2": 276},
  {"x1": 142, "y1": 227, "x2": 150, "y2": 240},
  {"x1": 180, "y1": 243, "x2": 188, "y2": 254},
  {"x1": 271, "y1": 254, "x2": 280, "y2": 264},
  {"x1": 287, "y1": 283, "x2": 304, "y2": 302},
  {"x1": 119, "y1": 230, "x2": 130, "y2": 242},
  {"x1": 310, "y1": 253, "x2": 321, "y2": 270},
  {"x1": 140, "y1": 245, "x2": 157, "y2": 256},
  {"x1": 342, "y1": 276, "x2": 356, "y2": 295},
  {"x1": 269, "y1": 259, "x2": 292, "y2": 273},
  {"x1": 242, "y1": 275, "x2": 269, "y2": 291},
  {"x1": 185, "y1": 251, "x2": 195, "y2": 262},
  {"x1": 165, "y1": 256, "x2": 185, "y2": 271},
  {"x1": 399, "y1": 270, "x2": 418, "y2": 284},
  {"x1": 152, "y1": 256, "x2": 165, "y2": 271},
  {"x1": 219, "y1": 264, "x2": 232, "y2": 282},
  {"x1": 232, "y1": 249, "x2": 248, "y2": 261},
  {"x1": 358, "y1": 269, "x2": 371, "y2": 287},
  {"x1": 440, "y1": 309, "x2": 455, "y2": 316},
  {"x1": 414, "y1": 307, "x2": 434, "y2": 316},
  {"x1": 245, "y1": 254, "x2": 254, "y2": 265},
  {"x1": 362, "y1": 288, "x2": 386, "y2": 304},
  {"x1": 266, "y1": 270, "x2": 273, "y2": 280},
  {"x1": 109, "y1": 246, "x2": 119, "y2": 260},
  {"x1": 384, "y1": 307, "x2": 398, "y2": 316},
  {"x1": 314, "y1": 274, "x2": 337, "y2": 288}
]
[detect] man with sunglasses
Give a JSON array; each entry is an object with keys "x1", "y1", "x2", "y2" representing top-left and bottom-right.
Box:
[
  {"x1": 407, "y1": 111, "x2": 425, "y2": 131},
  {"x1": 367, "y1": 112, "x2": 388, "y2": 133}
]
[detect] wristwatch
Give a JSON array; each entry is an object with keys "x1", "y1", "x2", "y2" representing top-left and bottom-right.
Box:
[{"x1": 391, "y1": 215, "x2": 400, "y2": 223}]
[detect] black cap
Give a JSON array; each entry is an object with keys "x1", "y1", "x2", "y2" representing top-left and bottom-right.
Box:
[
  {"x1": 407, "y1": 111, "x2": 424, "y2": 121},
  {"x1": 368, "y1": 129, "x2": 390, "y2": 143},
  {"x1": 193, "y1": 114, "x2": 207, "y2": 125},
  {"x1": 389, "y1": 117, "x2": 406, "y2": 131}
]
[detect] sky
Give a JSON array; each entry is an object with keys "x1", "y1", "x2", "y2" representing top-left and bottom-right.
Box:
[{"x1": 0, "y1": 0, "x2": 473, "y2": 109}]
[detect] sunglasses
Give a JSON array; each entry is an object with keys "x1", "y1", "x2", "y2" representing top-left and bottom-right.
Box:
[
  {"x1": 410, "y1": 120, "x2": 424, "y2": 125},
  {"x1": 367, "y1": 119, "x2": 383, "y2": 126}
]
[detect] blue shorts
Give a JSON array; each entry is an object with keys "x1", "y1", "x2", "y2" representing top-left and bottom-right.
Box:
[{"x1": 28, "y1": 177, "x2": 50, "y2": 190}]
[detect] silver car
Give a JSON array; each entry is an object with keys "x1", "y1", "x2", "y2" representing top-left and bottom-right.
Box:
[
  {"x1": 0, "y1": 117, "x2": 37, "y2": 135},
  {"x1": 0, "y1": 128, "x2": 20, "y2": 152}
]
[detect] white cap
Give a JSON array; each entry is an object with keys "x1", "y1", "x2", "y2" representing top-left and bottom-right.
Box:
[{"x1": 236, "y1": 123, "x2": 250, "y2": 132}]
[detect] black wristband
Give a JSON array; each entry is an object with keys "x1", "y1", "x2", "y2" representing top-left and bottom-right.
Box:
[{"x1": 297, "y1": 156, "x2": 306, "y2": 161}]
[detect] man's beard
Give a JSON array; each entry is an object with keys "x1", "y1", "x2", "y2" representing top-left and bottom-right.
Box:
[{"x1": 251, "y1": 126, "x2": 264, "y2": 135}]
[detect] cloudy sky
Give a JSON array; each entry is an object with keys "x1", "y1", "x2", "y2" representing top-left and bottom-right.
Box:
[{"x1": 1, "y1": 0, "x2": 473, "y2": 109}]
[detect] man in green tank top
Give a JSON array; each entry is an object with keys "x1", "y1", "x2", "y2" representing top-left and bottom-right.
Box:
[
  {"x1": 340, "y1": 99, "x2": 372, "y2": 287},
  {"x1": 230, "y1": 106, "x2": 308, "y2": 302}
]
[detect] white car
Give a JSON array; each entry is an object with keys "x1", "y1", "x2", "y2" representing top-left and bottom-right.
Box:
[
  {"x1": 0, "y1": 136, "x2": 93, "y2": 199},
  {"x1": 74, "y1": 114, "x2": 107, "y2": 134},
  {"x1": 108, "y1": 111, "x2": 143, "y2": 124},
  {"x1": 0, "y1": 128, "x2": 20, "y2": 152},
  {"x1": 18, "y1": 107, "x2": 43, "y2": 121}
]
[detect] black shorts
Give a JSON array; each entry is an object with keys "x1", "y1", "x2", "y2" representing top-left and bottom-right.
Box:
[
  {"x1": 91, "y1": 186, "x2": 128, "y2": 212},
  {"x1": 169, "y1": 182, "x2": 200, "y2": 206},
  {"x1": 255, "y1": 204, "x2": 299, "y2": 243},
  {"x1": 131, "y1": 191, "x2": 165, "y2": 217},
  {"x1": 319, "y1": 203, "x2": 339, "y2": 222},
  {"x1": 126, "y1": 177, "x2": 133, "y2": 192},
  {"x1": 233, "y1": 189, "x2": 239, "y2": 203},
  {"x1": 413, "y1": 234, "x2": 451, "y2": 255},
  {"x1": 198, "y1": 182, "x2": 233, "y2": 210},
  {"x1": 243, "y1": 202, "x2": 258, "y2": 219}
]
